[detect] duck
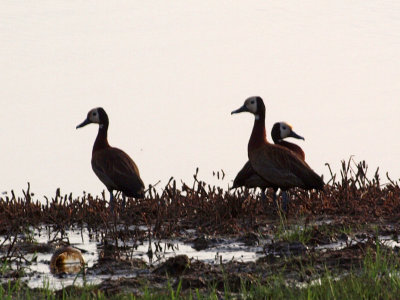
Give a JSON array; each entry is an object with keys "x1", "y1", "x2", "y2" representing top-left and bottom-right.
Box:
[
  {"x1": 231, "y1": 97, "x2": 324, "y2": 211},
  {"x1": 232, "y1": 122, "x2": 305, "y2": 209},
  {"x1": 76, "y1": 107, "x2": 145, "y2": 211},
  {"x1": 271, "y1": 122, "x2": 305, "y2": 160}
]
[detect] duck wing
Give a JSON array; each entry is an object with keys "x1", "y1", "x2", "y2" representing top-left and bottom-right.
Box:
[
  {"x1": 233, "y1": 160, "x2": 272, "y2": 189},
  {"x1": 277, "y1": 140, "x2": 305, "y2": 161},
  {"x1": 91, "y1": 147, "x2": 145, "y2": 197},
  {"x1": 249, "y1": 144, "x2": 324, "y2": 190}
]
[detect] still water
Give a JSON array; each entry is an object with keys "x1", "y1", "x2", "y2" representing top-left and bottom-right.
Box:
[{"x1": 0, "y1": 1, "x2": 399, "y2": 196}]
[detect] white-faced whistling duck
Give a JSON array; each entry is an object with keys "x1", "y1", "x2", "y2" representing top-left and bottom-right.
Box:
[
  {"x1": 76, "y1": 107, "x2": 145, "y2": 211},
  {"x1": 232, "y1": 121, "x2": 305, "y2": 209},
  {"x1": 271, "y1": 122, "x2": 305, "y2": 161},
  {"x1": 231, "y1": 97, "x2": 324, "y2": 212}
]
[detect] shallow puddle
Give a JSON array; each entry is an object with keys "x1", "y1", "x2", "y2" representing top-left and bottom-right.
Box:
[
  {"x1": 2, "y1": 225, "x2": 399, "y2": 290},
  {"x1": 1, "y1": 227, "x2": 266, "y2": 289}
]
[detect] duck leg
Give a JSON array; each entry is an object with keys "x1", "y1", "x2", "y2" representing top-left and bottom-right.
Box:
[
  {"x1": 122, "y1": 194, "x2": 126, "y2": 209},
  {"x1": 261, "y1": 188, "x2": 267, "y2": 203},
  {"x1": 282, "y1": 190, "x2": 289, "y2": 213},
  {"x1": 109, "y1": 191, "x2": 115, "y2": 212},
  {"x1": 273, "y1": 188, "x2": 279, "y2": 210}
]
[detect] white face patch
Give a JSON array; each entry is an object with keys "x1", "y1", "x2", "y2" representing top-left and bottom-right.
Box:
[
  {"x1": 279, "y1": 122, "x2": 292, "y2": 139},
  {"x1": 245, "y1": 97, "x2": 258, "y2": 114},
  {"x1": 88, "y1": 108, "x2": 100, "y2": 124}
]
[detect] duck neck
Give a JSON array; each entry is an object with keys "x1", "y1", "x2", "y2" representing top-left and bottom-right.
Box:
[
  {"x1": 272, "y1": 135, "x2": 281, "y2": 145},
  {"x1": 248, "y1": 110, "x2": 267, "y2": 153},
  {"x1": 93, "y1": 123, "x2": 110, "y2": 153}
]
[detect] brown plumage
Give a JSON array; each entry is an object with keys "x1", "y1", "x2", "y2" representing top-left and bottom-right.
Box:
[
  {"x1": 249, "y1": 144, "x2": 323, "y2": 190},
  {"x1": 231, "y1": 96, "x2": 324, "y2": 210},
  {"x1": 91, "y1": 147, "x2": 144, "y2": 198},
  {"x1": 232, "y1": 121, "x2": 305, "y2": 190},
  {"x1": 76, "y1": 107, "x2": 144, "y2": 209},
  {"x1": 233, "y1": 161, "x2": 264, "y2": 189}
]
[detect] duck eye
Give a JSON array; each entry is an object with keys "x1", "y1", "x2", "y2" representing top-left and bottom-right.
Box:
[
  {"x1": 93, "y1": 112, "x2": 97, "y2": 116},
  {"x1": 251, "y1": 101, "x2": 255, "y2": 104},
  {"x1": 282, "y1": 127, "x2": 287, "y2": 130}
]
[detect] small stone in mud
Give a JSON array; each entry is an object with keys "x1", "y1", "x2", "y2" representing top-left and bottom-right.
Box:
[
  {"x1": 264, "y1": 241, "x2": 308, "y2": 257},
  {"x1": 237, "y1": 232, "x2": 259, "y2": 246},
  {"x1": 192, "y1": 236, "x2": 211, "y2": 251},
  {"x1": 153, "y1": 255, "x2": 190, "y2": 276},
  {"x1": 338, "y1": 233, "x2": 349, "y2": 241},
  {"x1": 355, "y1": 233, "x2": 369, "y2": 239}
]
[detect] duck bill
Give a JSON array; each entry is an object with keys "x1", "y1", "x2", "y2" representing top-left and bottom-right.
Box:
[
  {"x1": 289, "y1": 130, "x2": 305, "y2": 140},
  {"x1": 76, "y1": 118, "x2": 91, "y2": 129},
  {"x1": 231, "y1": 105, "x2": 249, "y2": 115}
]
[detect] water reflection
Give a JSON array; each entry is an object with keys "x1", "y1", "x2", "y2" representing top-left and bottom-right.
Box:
[{"x1": 1, "y1": 225, "x2": 400, "y2": 290}]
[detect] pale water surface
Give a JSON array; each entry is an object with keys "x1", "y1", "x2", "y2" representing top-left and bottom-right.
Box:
[
  {"x1": 1, "y1": 225, "x2": 399, "y2": 290},
  {"x1": 0, "y1": 1, "x2": 399, "y2": 196}
]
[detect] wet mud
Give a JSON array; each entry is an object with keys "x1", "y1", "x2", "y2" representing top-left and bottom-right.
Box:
[{"x1": 1, "y1": 160, "x2": 400, "y2": 296}]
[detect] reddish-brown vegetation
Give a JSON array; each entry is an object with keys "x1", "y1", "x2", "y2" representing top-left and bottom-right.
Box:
[{"x1": 0, "y1": 159, "x2": 399, "y2": 239}]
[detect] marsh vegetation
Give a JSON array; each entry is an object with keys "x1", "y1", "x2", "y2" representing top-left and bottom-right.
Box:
[{"x1": 1, "y1": 159, "x2": 400, "y2": 299}]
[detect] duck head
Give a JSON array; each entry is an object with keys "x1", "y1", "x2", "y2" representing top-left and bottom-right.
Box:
[
  {"x1": 231, "y1": 96, "x2": 265, "y2": 120},
  {"x1": 76, "y1": 107, "x2": 109, "y2": 129},
  {"x1": 271, "y1": 122, "x2": 305, "y2": 142}
]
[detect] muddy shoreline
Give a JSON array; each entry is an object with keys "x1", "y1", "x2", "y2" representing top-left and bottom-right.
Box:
[
  {"x1": 1, "y1": 217, "x2": 400, "y2": 296},
  {"x1": 1, "y1": 161, "x2": 400, "y2": 296}
]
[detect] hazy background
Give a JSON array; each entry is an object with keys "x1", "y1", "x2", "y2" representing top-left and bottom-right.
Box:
[{"x1": 1, "y1": 1, "x2": 399, "y2": 197}]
